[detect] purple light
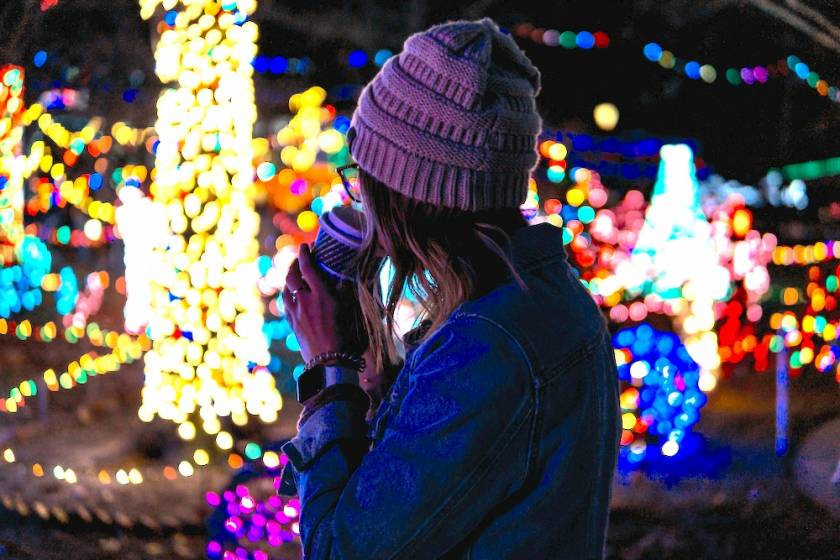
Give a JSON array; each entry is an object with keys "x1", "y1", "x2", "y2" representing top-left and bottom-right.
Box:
[
  {"x1": 753, "y1": 66, "x2": 768, "y2": 83},
  {"x1": 207, "y1": 541, "x2": 223, "y2": 557},
  {"x1": 740, "y1": 68, "x2": 755, "y2": 85},
  {"x1": 290, "y1": 178, "x2": 308, "y2": 196},
  {"x1": 206, "y1": 491, "x2": 222, "y2": 506},
  {"x1": 254, "y1": 551, "x2": 269, "y2": 560},
  {"x1": 247, "y1": 528, "x2": 262, "y2": 543},
  {"x1": 252, "y1": 513, "x2": 267, "y2": 527},
  {"x1": 240, "y1": 495, "x2": 256, "y2": 513},
  {"x1": 224, "y1": 516, "x2": 244, "y2": 534},
  {"x1": 223, "y1": 490, "x2": 236, "y2": 503},
  {"x1": 268, "y1": 534, "x2": 283, "y2": 547},
  {"x1": 235, "y1": 484, "x2": 249, "y2": 498}
]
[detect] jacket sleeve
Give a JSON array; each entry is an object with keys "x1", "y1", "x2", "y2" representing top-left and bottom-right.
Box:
[{"x1": 280, "y1": 314, "x2": 534, "y2": 559}]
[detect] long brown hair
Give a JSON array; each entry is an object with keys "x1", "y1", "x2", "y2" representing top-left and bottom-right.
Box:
[{"x1": 352, "y1": 168, "x2": 530, "y2": 374}]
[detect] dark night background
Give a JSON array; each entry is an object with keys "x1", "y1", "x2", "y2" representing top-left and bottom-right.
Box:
[
  {"x1": 3, "y1": 0, "x2": 839, "y2": 182},
  {"x1": 0, "y1": 1, "x2": 839, "y2": 559}
]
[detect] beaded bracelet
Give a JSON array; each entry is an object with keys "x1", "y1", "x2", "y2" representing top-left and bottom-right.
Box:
[{"x1": 303, "y1": 350, "x2": 366, "y2": 374}]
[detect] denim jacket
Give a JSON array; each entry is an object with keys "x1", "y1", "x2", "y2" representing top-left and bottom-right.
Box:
[{"x1": 280, "y1": 222, "x2": 621, "y2": 559}]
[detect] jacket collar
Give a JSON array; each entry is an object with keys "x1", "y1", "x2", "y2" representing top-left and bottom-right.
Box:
[{"x1": 401, "y1": 221, "x2": 566, "y2": 351}]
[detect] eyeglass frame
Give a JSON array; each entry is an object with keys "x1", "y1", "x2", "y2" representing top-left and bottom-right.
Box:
[{"x1": 337, "y1": 162, "x2": 362, "y2": 203}]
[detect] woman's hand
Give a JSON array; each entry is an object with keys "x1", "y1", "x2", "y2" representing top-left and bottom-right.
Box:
[{"x1": 282, "y1": 243, "x2": 364, "y2": 364}]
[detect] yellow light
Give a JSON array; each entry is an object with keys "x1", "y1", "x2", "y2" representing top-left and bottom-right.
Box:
[
  {"x1": 2, "y1": 449, "x2": 14, "y2": 463},
  {"x1": 115, "y1": 469, "x2": 130, "y2": 485},
  {"x1": 732, "y1": 209, "x2": 752, "y2": 237},
  {"x1": 593, "y1": 102, "x2": 619, "y2": 131},
  {"x1": 178, "y1": 460, "x2": 194, "y2": 477},
  {"x1": 141, "y1": 0, "x2": 277, "y2": 438},
  {"x1": 262, "y1": 451, "x2": 280, "y2": 469},
  {"x1": 193, "y1": 448, "x2": 210, "y2": 466},
  {"x1": 128, "y1": 468, "x2": 143, "y2": 484},
  {"x1": 215, "y1": 431, "x2": 234, "y2": 450},
  {"x1": 177, "y1": 421, "x2": 196, "y2": 440},
  {"x1": 547, "y1": 142, "x2": 567, "y2": 161},
  {"x1": 0, "y1": 65, "x2": 25, "y2": 264},
  {"x1": 83, "y1": 219, "x2": 103, "y2": 241},
  {"x1": 566, "y1": 188, "x2": 585, "y2": 207}
]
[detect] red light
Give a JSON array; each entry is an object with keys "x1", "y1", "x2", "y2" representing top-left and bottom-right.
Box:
[{"x1": 593, "y1": 32, "x2": 610, "y2": 48}]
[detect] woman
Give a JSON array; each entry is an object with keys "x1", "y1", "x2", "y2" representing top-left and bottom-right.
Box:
[{"x1": 280, "y1": 17, "x2": 621, "y2": 559}]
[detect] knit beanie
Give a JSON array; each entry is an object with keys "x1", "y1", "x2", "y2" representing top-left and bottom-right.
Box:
[{"x1": 348, "y1": 17, "x2": 543, "y2": 211}]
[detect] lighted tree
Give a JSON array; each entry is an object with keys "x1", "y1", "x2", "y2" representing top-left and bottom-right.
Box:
[
  {"x1": 138, "y1": 0, "x2": 280, "y2": 445},
  {"x1": 0, "y1": 65, "x2": 26, "y2": 266}
]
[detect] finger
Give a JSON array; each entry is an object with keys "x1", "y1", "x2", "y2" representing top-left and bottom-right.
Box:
[
  {"x1": 297, "y1": 243, "x2": 325, "y2": 289},
  {"x1": 285, "y1": 257, "x2": 305, "y2": 292},
  {"x1": 281, "y1": 286, "x2": 297, "y2": 315}
]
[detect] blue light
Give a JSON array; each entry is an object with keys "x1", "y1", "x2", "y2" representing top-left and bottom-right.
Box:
[
  {"x1": 575, "y1": 31, "x2": 595, "y2": 49},
  {"x1": 252, "y1": 55, "x2": 269, "y2": 73},
  {"x1": 164, "y1": 10, "x2": 178, "y2": 26},
  {"x1": 33, "y1": 51, "x2": 47, "y2": 68},
  {"x1": 794, "y1": 62, "x2": 809, "y2": 79},
  {"x1": 613, "y1": 323, "x2": 707, "y2": 463},
  {"x1": 643, "y1": 42, "x2": 662, "y2": 62},
  {"x1": 89, "y1": 173, "x2": 103, "y2": 191},
  {"x1": 684, "y1": 61, "x2": 700, "y2": 79},
  {"x1": 122, "y1": 89, "x2": 138, "y2": 103},
  {"x1": 333, "y1": 115, "x2": 351, "y2": 133},
  {"x1": 257, "y1": 255, "x2": 272, "y2": 276},
  {"x1": 348, "y1": 50, "x2": 368, "y2": 68},
  {"x1": 374, "y1": 49, "x2": 393, "y2": 67},
  {"x1": 269, "y1": 56, "x2": 288, "y2": 74}
]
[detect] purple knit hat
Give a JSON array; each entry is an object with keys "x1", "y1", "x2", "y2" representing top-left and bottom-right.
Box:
[{"x1": 348, "y1": 17, "x2": 543, "y2": 211}]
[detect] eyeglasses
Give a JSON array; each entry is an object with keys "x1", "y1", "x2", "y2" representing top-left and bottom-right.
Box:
[{"x1": 337, "y1": 162, "x2": 362, "y2": 203}]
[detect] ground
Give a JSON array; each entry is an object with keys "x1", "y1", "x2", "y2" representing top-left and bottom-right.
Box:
[{"x1": 0, "y1": 287, "x2": 838, "y2": 558}]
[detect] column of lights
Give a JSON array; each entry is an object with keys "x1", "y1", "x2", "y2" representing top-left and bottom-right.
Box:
[
  {"x1": 0, "y1": 65, "x2": 25, "y2": 266},
  {"x1": 138, "y1": 0, "x2": 279, "y2": 439}
]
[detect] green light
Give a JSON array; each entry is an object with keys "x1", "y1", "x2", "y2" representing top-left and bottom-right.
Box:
[
  {"x1": 814, "y1": 315, "x2": 827, "y2": 334},
  {"x1": 781, "y1": 156, "x2": 840, "y2": 181},
  {"x1": 726, "y1": 68, "x2": 741, "y2": 86},
  {"x1": 244, "y1": 442, "x2": 261, "y2": 460},
  {"x1": 56, "y1": 226, "x2": 71, "y2": 245},
  {"x1": 559, "y1": 31, "x2": 577, "y2": 49},
  {"x1": 578, "y1": 205, "x2": 595, "y2": 224},
  {"x1": 547, "y1": 167, "x2": 565, "y2": 183},
  {"x1": 562, "y1": 227, "x2": 574, "y2": 245}
]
